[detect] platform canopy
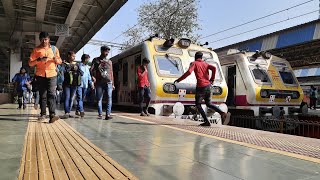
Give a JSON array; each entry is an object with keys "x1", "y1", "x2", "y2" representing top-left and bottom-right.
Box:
[
  {"x1": 215, "y1": 19, "x2": 320, "y2": 69},
  {"x1": 0, "y1": 0, "x2": 127, "y2": 63}
]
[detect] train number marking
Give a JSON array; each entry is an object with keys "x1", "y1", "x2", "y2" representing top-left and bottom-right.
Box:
[{"x1": 269, "y1": 95, "x2": 275, "y2": 102}]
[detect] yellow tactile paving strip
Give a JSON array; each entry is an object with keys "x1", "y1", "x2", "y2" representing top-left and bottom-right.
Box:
[
  {"x1": 116, "y1": 113, "x2": 320, "y2": 164},
  {"x1": 18, "y1": 119, "x2": 138, "y2": 180}
]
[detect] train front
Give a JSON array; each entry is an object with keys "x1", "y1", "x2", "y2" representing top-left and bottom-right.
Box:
[
  {"x1": 147, "y1": 38, "x2": 228, "y2": 121},
  {"x1": 243, "y1": 52, "x2": 306, "y2": 117}
]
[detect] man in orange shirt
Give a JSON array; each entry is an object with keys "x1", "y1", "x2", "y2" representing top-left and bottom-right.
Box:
[{"x1": 29, "y1": 32, "x2": 62, "y2": 123}]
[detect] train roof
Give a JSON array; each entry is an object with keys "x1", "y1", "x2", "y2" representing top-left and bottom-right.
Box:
[{"x1": 110, "y1": 38, "x2": 217, "y2": 62}]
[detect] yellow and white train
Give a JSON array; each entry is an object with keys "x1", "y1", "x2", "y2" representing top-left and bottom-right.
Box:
[
  {"x1": 219, "y1": 50, "x2": 308, "y2": 117},
  {"x1": 111, "y1": 37, "x2": 228, "y2": 118}
]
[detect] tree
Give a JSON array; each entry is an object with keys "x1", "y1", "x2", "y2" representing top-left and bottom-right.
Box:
[{"x1": 123, "y1": 0, "x2": 200, "y2": 48}]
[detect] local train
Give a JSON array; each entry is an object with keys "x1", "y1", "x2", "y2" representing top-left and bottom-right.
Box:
[
  {"x1": 110, "y1": 37, "x2": 228, "y2": 119},
  {"x1": 219, "y1": 49, "x2": 308, "y2": 117}
]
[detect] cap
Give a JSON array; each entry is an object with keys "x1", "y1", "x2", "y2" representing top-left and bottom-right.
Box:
[{"x1": 101, "y1": 46, "x2": 110, "y2": 51}]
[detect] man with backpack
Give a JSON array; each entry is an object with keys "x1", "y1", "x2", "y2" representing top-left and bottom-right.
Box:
[
  {"x1": 29, "y1": 32, "x2": 62, "y2": 123},
  {"x1": 174, "y1": 51, "x2": 231, "y2": 126},
  {"x1": 12, "y1": 67, "x2": 31, "y2": 109},
  {"x1": 90, "y1": 46, "x2": 114, "y2": 120},
  {"x1": 62, "y1": 51, "x2": 83, "y2": 118}
]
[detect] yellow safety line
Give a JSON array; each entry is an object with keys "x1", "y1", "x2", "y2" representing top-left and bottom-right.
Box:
[{"x1": 116, "y1": 114, "x2": 320, "y2": 164}]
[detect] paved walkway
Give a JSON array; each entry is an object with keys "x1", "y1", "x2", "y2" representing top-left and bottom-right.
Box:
[{"x1": 0, "y1": 103, "x2": 320, "y2": 180}]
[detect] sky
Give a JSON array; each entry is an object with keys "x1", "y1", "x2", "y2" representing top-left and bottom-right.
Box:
[{"x1": 75, "y1": 0, "x2": 319, "y2": 61}]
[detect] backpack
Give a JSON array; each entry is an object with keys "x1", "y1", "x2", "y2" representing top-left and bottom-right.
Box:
[
  {"x1": 64, "y1": 62, "x2": 81, "y2": 86},
  {"x1": 98, "y1": 60, "x2": 111, "y2": 80}
]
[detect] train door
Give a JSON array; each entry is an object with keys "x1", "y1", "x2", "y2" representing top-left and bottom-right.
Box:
[
  {"x1": 226, "y1": 65, "x2": 236, "y2": 106},
  {"x1": 133, "y1": 55, "x2": 141, "y2": 104}
]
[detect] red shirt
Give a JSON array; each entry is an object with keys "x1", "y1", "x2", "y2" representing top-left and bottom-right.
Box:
[
  {"x1": 137, "y1": 66, "x2": 150, "y2": 87},
  {"x1": 177, "y1": 59, "x2": 216, "y2": 87}
]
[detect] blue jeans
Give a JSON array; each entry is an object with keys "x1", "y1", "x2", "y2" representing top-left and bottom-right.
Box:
[
  {"x1": 17, "y1": 89, "x2": 27, "y2": 108},
  {"x1": 138, "y1": 86, "x2": 151, "y2": 112},
  {"x1": 96, "y1": 83, "x2": 113, "y2": 116},
  {"x1": 63, "y1": 86, "x2": 77, "y2": 113},
  {"x1": 76, "y1": 87, "x2": 87, "y2": 112}
]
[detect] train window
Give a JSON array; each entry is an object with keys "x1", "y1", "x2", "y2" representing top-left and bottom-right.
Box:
[
  {"x1": 155, "y1": 56, "x2": 182, "y2": 76},
  {"x1": 155, "y1": 45, "x2": 183, "y2": 55},
  {"x1": 250, "y1": 67, "x2": 272, "y2": 84},
  {"x1": 278, "y1": 71, "x2": 297, "y2": 85},
  {"x1": 248, "y1": 57, "x2": 268, "y2": 65},
  {"x1": 188, "y1": 50, "x2": 213, "y2": 60},
  {"x1": 206, "y1": 61, "x2": 222, "y2": 81}
]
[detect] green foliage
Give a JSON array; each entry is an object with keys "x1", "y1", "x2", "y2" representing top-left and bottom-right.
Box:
[{"x1": 123, "y1": 0, "x2": 200, "y2": 49}]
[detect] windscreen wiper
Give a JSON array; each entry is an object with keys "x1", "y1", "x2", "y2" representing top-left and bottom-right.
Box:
[
  {"x1": 256, "y1": 64, "x2": 269, "y2": 82},
  {"x1": 165, "y1": 54, "x2": 178, "y2": 68}
]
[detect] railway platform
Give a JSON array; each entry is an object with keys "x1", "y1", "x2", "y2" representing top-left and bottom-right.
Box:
[{"x1": 0, "y1": 103, "x2": 319, "y2": 180}]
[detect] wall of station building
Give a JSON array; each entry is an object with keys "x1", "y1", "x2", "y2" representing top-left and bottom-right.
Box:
[{"x1": 216, "y1": 21, "x2": 320, "y2": 56}]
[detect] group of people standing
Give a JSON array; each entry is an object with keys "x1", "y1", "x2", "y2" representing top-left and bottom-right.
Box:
[
  {"x1": 10, "y1": 31, "x2": 233, "y2": 126},
  {"x1": 12, "y1": 32, "x2": 116, "y2": 123}
]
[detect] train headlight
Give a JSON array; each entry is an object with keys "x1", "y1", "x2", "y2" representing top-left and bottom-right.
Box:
[
  {"x1": 260, "y1": 89, "x2": 269, "y2": 98},
  {"x1": 178, "y1": 38, "x2": 191, "y2": 48},
  {"x1": 211, "y1": 86, "x2": 222, "y2": 95},
  {"x1": 292, "y1": 91, "x2": 300, "y2": 99},
  {"x1": 163, "y1": 83, "x2": 176, "y2": 93}
]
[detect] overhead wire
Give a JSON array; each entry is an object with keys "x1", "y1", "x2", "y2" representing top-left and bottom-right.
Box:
[
  {"x1": 208, "y1": 9, "x2": 319, "y2": 44},
  {"x1": 199, "y1": 0, "x2": 316, "y2": 40}
]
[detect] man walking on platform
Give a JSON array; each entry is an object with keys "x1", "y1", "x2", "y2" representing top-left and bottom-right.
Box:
[
  {"x1": 62, "y1": 51, "x2": 83, "y2": 118},
  {"x1": 29, "y1": 32, "x2": 61, "y2": 123},
  {"x1": 90, "y1": 46, "x2": 114, "y2": 120},
  {"x1": 174, "y1": 51, "x2": 231, "y2": 126},
  {"x1": 75, "y1": 54, "x2": 94, "y2": 117},
  {"x1": 137, "y1": 58, "x2": 151, "y2": 116}
]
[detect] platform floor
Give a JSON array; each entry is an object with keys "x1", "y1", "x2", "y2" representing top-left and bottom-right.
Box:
[{"x1": 0, "y1": 103, "x2": 320, "y2": 180}]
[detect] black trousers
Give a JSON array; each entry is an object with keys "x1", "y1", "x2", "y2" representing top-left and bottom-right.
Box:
[
  {"x1": 310, "y1": 97, "x2": 317, "y2": 109},
  {"x1": 195, "y1": 85, "x2": 223, "y2": 122},
  {"x1": 37, "y1": 76, "x2": 57, "y2": 116}
]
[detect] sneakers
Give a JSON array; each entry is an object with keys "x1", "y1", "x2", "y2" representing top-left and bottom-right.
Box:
[
  {"x1": 64, "y1": 113, "x2": 73, "y2": 119},
  {"x1": 199, "y1": 122, "x2": 211, "y2": 126},
  {"x1": 49, "y1": 114, "x2": 59, "y2": 123},
  {"x1": 221, "y1": 112, "x2": 231, "y2": 125},
  {"x1": 144, "y1": 110, "x2": 150, "y2": 116},
  {"x1": 23, "y1": 105, "x2": 26, "y2": 109},
  {"x1": 38, "y1": 115, "x2": 46, "y2": 121},
  {"x1": 34, "y1": 104, "x2": 38, "y2": 110},
  {"x1": 105, "y1": 115, "x2": 112, "y2": 120},
  {"x1": 140, "y1": 112, "x2": 147, "y2": 116},
  {"x1": 98, "y1": 114, "x2": 103, "y2": 119},
  {"x1": 75, "y1": 111, "x2": 85, "y2": 117}
]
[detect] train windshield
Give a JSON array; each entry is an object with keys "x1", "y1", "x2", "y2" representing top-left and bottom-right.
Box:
[
  {"x1": 155, "y1": 56, "x2": 183, "y2": 76},
  {"x1": 251, "y1": 67, "x2": 271, "y2": 84},
  {"x1": 205, "y1": 61, "x2": 222, "y2": 81},
  {"x1": 278, "y1": 71, "x2": 297, "y2": 85}
]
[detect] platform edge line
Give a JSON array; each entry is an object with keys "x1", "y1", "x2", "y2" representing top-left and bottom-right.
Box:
[{"x1": 116, "y1": 114, "x2": 320, "y2": 164}]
